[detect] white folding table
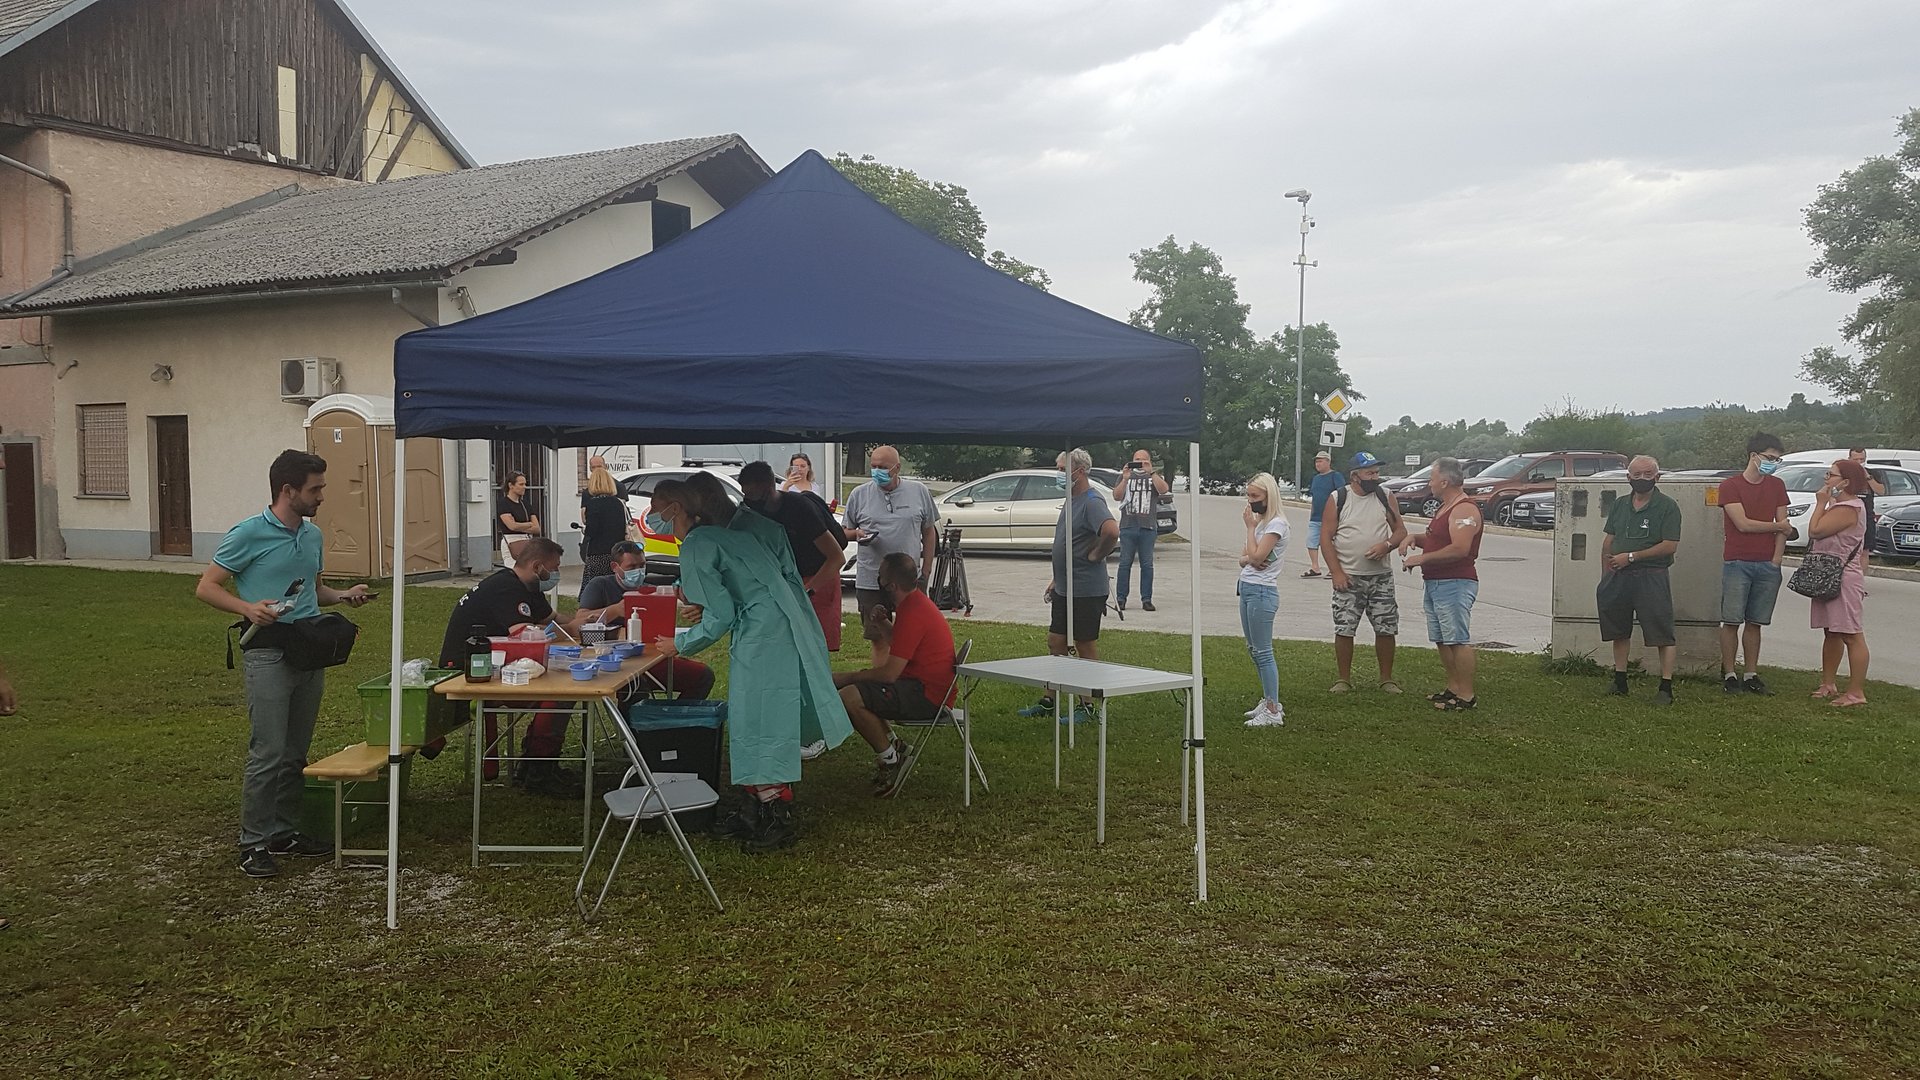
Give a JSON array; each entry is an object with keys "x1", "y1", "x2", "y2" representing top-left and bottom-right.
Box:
[{"x1": 956, "y1": 655, "x2": 1197, "y2": 844}]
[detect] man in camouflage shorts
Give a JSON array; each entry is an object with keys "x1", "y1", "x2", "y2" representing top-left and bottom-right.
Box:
[{"x1": 1319, "y1": 451, "x2": 1409, "y2": 693}]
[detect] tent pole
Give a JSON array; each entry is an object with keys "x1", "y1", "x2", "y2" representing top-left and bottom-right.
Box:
[
  {"x1": 1063, "y1": 439, "x2": 1074, "y2": 749},
  {"x1": 385, "y1": 435, "x2": 408, "y2": 930},
  {"x1": 1189, "y1": 440, "x2": 1207, "y2": 901}
]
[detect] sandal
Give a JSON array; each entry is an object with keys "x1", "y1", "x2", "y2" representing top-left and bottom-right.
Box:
[
  {"x1": 1830, "y1": 692, "x2": 1868, "y2": 708},
  {"x1": 1810, "y1": 684, "x2": 1839, "y2": 699},
  {"x1": 1426, "y1": 689, "x2": 1457, "y2": 704},
  {"x1": 1328, "y1": 680, "x2": 1353, "y2": 693},
  {"x1": 1435, "y1": 696, "x2": 1477, "y2": 711},
  {"x1": 1300, "y1": 570, "x2": 1322, "y2": 578},
  {"x1": 1379, "y1": 680, "x2": 1404, "y2": 695}
]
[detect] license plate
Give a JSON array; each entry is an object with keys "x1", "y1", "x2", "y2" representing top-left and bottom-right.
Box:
[
  {"x1": 1513, "y1": 507, "x2": 1531, "y2": 517},
  {"x1": 1899, "y1": 533, "x2": 1920, "y2": 548}
]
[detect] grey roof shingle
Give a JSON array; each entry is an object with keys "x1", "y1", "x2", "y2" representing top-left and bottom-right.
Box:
[
  {"x1": 0, "y1": 0, "x2": 71, "y2": 46},
  {"x1": 12, "y1": 134, "x2": 761, "y2": 311}
]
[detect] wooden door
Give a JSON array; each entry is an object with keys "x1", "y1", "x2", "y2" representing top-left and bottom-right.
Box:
[
  {"x1": 2, "y1": 443, "x2": 35, "y2": 559},
  {"x1": 308, "y1": 411, "x2": 375, "y2": 578},
  {"x1": 154, "y1": 417, "x2": 192, "y2": 556}
]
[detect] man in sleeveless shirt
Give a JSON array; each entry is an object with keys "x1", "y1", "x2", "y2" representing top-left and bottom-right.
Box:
[
  {"x1": 1320, "y1": 451, "x2": 1409, "y2": 693},
  {"x1": 1400, "y1": 457, "x2": 1483, "y2": 710}
]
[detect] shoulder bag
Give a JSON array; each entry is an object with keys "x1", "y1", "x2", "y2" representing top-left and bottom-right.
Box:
[{"x1": 1786, "y1": 542, "x2": 1860, "y2": 601}]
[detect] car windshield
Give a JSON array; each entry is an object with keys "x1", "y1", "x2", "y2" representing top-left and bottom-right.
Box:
[
  {"x1": 1476, "y1": 455, "x2": 1543, "y2": 480},
  {"x1": 1775, "y1": 465, "x2": 1830, "y2": 493},
  {"x1": 1400, "y1": 465, "x2": 1432, "y2": 481}
]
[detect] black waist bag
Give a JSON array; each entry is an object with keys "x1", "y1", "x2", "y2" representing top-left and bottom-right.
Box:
[{"x1": 227, "y1": 613, "x2": 359, "y2": 670}]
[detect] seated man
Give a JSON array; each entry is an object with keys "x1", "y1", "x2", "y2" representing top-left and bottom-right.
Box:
[
  {"x1": 578, "y1": 540, "x2": 715, "y2": 701},
  {"x1": 433, "y1": 537, "x2": 596, "y2": 794},
  {"x1": 833, "y1": 552, "x2": 956, "y2": 797}
]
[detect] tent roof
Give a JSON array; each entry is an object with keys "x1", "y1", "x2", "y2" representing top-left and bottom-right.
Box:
[{"x1": 393, "y1": 149, "x2": 1202, "y2": 446}]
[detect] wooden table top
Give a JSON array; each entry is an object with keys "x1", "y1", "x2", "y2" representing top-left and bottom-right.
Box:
[{"x1": 433, "y1": 650, "x2": 666, "y2": 701}]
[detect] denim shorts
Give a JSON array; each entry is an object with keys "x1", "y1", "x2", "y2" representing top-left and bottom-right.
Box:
[
  {"x1": 1306, "y1": 520, "x2": 1324, "y2": 549},
  {"x1": 1422, "y1": 578, "x2": 1478, "y2": 645},
  {"x1": 1720, "y1": 559, "x2": 1782, "y2": 626}
]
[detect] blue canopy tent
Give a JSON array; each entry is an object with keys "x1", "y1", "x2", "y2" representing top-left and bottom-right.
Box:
[{"x1": 378, "y1": 150, "x2": 1210, "y2": 926}]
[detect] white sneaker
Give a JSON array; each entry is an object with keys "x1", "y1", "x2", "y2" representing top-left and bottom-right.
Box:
[
  {"x1": 1244, "y1": 702, "x2": 1285, "y2": 727},
  {"x1": 800, "y1": 739, "x2": 828, "y2": 761},
  {"x1": 1243, "y1": 703, "x2": 1265, "y2": 718}
]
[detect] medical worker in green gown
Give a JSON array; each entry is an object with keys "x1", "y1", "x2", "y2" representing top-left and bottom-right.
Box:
[{"x1": 647, "y1": 480, "x2": 853, "y2": 851}]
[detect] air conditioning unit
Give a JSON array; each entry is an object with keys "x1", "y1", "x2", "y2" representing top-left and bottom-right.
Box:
[{"x1": 280, "y1": 357, "x2": 341, "y2": 403}]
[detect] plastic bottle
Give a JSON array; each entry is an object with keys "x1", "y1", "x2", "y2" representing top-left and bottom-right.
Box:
[
  {"x1": 465, "y1": 624, "x2": 494, "y2": 683},
  {"x1": 627, "y1": 608, "x2": 643, "y2": 645}
]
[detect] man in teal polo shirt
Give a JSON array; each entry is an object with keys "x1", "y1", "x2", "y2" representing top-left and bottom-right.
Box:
[{"x1": 196, "y1": 449, "x2": 374, "y2": 879}]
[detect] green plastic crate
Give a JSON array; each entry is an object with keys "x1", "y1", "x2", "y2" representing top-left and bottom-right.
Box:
[
  {"x1": 297, "y1": 776, "x2": 389, "y2": 841},
  {"x1": 359, "y1": 669, "x2": 463, "y2": 746}
]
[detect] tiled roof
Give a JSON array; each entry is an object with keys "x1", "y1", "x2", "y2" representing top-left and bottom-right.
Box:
[
  {"x1": 10, "y1": 135, "x2": 764, "y2": 311},
  {"x1": 0, "y1": 0, "x2": 71, "y2": 48}
]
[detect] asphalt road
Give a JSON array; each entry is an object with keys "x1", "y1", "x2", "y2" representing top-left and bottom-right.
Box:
[{"x1": 940, "y1": 494, "x2": 1920, "y2": 688}]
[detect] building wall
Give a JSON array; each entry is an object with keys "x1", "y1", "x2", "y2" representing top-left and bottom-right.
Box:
[{"x1": 50, "y1": 292, "x2": 423, "y2": 560}]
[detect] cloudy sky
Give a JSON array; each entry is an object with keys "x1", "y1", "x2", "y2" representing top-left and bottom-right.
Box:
[{"x1": 355, "y1": 0, "x2": 1917, "y2": 427}]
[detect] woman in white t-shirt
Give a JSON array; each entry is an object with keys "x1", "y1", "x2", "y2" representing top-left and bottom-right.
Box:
[
  {"x1": 780, "y1": 452, "x2": 818, "y2": 498},
  {"x1": 1238, "y1": 472, "x2": 1290, "y2": 727}
]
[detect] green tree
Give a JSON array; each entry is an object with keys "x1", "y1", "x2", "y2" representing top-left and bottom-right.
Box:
[
  {"x1": 1803, "y1": 108, "x2": 1920, "y2": 439},
  {"x1": 1519, "y1": 400, "x2": 1639, "y2": 454}
]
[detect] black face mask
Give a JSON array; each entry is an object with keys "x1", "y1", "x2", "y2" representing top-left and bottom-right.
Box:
[
  {"x1": 1359, "y1": 479, "x2": 1381, "y2": 495},
  {"x1": 1629, "y1": 478, "x2": 1657, "y2": 494},
  {"x1": 1248, "y1": 500, "x2": 1268, "y2": 515},
  {"x1": 743, "y1": 495, "x2": 769, "y2": 511}
]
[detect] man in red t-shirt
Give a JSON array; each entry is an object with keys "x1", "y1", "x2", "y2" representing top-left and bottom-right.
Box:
[
  {"x1": 834, "y1": 552, "x2": 956, "y2": 796},
  {"x1": 1716, "y1": 432, "x2": 1793, "y2": 694}
]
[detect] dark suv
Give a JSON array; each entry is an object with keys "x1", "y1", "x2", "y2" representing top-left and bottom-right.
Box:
[
  {"x1": 1461, "y1": 451, "x2": 1629, "y2": 527},
  {"x1": 1385, "y1": 459, "x2": 1497, "y2": 518}
]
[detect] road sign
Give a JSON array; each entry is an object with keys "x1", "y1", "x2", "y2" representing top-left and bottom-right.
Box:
[
  {"x1": 1320, "y1": 421, "x2": 1347, "y2": 448},
  {"x1": 1318, "y1": 389, "x2": 1354, "y2": 421},
  {"x1": 1404, "y1": 454, "x2": 1421, "y2": 467}
]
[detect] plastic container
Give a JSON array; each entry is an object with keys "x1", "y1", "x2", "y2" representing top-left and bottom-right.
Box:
[
  {"x1": 358, "y1": 670, "x2": 463, "y2": 746},
  {"x1": 623, "y1": 589, "x2": 677, "y2": 646},
  {"x1": 547, "y1": 645, "x2": 583, "y2": 664},
  {"x1": 595, "y1": 654, "x2": 623, "y2": 673},
  {"x1": 580, "y1": 622, "x2": 617, "y2": 645},
  {"x1": 626, "y1": 699, "x2": 727, "y2": 832},
  {"x1": 569, "y1": 661, "x2": 599, "y2": 682},
  {"x1": 491, "y1": 637, "x2": 548, "y2": 668},
  {"x1": 297, "y1": 776, "x2": 389, "y2": 842}
]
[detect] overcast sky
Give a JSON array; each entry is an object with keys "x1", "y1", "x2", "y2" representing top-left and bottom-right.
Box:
[{"x1": 355, "y1": 0, "x2": 1918, "y2": 427}]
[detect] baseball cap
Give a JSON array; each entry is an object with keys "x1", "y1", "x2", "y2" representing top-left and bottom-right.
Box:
[
  {"x1": 1350, "y1": 451, "x2": 1381, "y2": 469},
  {"x1": 1314, "y1": 450, "x2": 1332, "y2": 461}
]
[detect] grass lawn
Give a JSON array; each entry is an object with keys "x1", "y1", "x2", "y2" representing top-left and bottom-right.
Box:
[{"x1": 2, "y1": 563, "x2": 1917, "y2": 1078}]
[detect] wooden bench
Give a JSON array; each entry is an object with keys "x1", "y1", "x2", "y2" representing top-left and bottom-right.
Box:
[{"x1": 305, "y1": 742, "x2": 417, "y2": 868}]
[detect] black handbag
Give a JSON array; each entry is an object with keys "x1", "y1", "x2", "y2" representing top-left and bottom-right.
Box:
[
  {"x1": 227, "y1": 612, "x2": 359, "y2": 670},
  {"x1": 1787, "y1": 543, "x2": 1859, "y2": 601}
]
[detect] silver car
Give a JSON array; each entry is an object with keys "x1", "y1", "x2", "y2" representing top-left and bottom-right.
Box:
[{"x1": 937, "y1": 469, "x2": 1121, "y2": 551}]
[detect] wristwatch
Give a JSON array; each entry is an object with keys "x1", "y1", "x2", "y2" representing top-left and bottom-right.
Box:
[{"x1": 1627, "y1": 552, "x2": 1636, "y2": 563}]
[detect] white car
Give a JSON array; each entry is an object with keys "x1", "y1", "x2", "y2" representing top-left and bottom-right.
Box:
[
  {"x1": 931, "y1": 468, "x2": 1122, "y2": 551},
  {"x1": 1778, "y1": 463, "x2": 1920, "y2": 550}
]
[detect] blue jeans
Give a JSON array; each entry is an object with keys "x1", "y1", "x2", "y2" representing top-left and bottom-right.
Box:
[
  {"x1": 1116, "y1": 525, "x2": 1157, "y2": 602},
  {"x1": 1237, "y1": 581, "x2": 1280, "y2": 702},
  {"x1": 1422, "y1": 578, "x2": 1478, "y2": 646},
  {"x1": 239, "y1": 647, "x2": 325, "y2": 849}
]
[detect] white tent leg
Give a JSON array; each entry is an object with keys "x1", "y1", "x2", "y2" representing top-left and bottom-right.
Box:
[
  {"x1": 385, "y1": 435, "x2": 408, "y2": 930},
  {"x1": 1189, "y1": 440, "x2": 1207, "y2": 901},
  {"x1": 1063, "y1": 438, "x2": 1074, "y2": 750}
]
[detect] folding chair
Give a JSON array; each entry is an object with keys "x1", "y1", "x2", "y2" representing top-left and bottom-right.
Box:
[
  {"x1": 574, "y1": 699, "x2": 724, "y2": 920},
  {"x1": 890, "y1": 639, "x2": 989, "y2": 803}
]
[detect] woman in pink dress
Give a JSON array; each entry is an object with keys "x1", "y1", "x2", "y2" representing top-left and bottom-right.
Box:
[{"x1": 1808, "y1": 458, "x2": 1871, "y2": 706}]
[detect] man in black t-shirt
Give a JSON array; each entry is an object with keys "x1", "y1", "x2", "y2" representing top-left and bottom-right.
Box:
[
  {"x1": 434, "y1": 538, "x2": 594, "y2": 793},
  {"x1": 740, "y1": 460, "x2": 849, "y2": 650}
]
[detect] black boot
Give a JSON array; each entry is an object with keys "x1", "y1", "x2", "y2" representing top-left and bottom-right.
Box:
[
  {"x1": 710, "y1": 794, "x2": 763, "y2": 840},
  {"x1": 740, "y1": 797, "x2": 798, "y2": 853}
]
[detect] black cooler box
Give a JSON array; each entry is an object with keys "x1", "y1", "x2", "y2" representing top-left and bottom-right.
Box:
[{"x1": 626, "y1": 699, "x2": 726, "y2": 832}]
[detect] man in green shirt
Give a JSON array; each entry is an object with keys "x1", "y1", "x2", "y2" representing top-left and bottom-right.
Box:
[{"x1": 1598, "y1": 455, "x2": 1683, "y2": 704}]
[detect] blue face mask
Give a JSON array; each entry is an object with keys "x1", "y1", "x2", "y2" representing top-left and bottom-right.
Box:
[
  {"x1": 645, "y1": 511, "x2": 672, "y2": 534},
  {"x1": 1757, "y1": 459, "x2": 1780, "y2": 475},
  {"x1": 619, "y1": 568, "x2": 645, "y2": 588},
  {"x1": 1055, "y1": 471, "x2": 1068, "y2": 489},
  {"x1": 871, "y1": 467, "x2": 893, "y2": 486},
  {"x1": 536, "y1": 572, "x2": 558, "y2": 593}
]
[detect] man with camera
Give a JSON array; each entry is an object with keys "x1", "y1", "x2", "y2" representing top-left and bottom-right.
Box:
[
  {"x1": 195, "y1": 450, "x2": 374, "y2": 879},
  {"x1": 1109, "y1": 449, "x2": 1169, "y2": 612}
]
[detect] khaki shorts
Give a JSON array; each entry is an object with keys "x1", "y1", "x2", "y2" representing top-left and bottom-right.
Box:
[{"x1": 1331, "y1": 572, "x2": 1399, "y2": 637}]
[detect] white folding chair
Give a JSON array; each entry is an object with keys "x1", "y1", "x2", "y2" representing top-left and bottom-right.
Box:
[
  {"x1": 574, "y1": 699, "x2": 724, "y2": 920},
  {"x1": 890, "y1": 639, "x2": 989, "y2": 802}
]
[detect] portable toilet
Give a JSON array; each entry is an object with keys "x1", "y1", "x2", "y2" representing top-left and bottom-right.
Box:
[
  {"x1": 1550, "y1": 475, "x2": 1725, "y2": 671},
  {"x1": 304, "y1": 394, "x2": 448, "y2": 579}
]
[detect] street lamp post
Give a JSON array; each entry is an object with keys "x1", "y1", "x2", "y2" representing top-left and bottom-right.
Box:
[{"x1": 1282, "y1": 188, "x2": 1315, "y2": 492}]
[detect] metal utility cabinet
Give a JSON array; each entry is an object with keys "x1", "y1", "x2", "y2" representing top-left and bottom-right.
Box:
[{"x1": 1550, "y1": 476, "x2": 1725, "y2": 670}]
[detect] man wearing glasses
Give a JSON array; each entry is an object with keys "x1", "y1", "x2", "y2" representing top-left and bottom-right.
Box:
[
  {"x1": 1716, "y1": 433, "x2": 1792, "y2": 694},
  {"x1": 842, "y1": 445, "x2": 938, "y2": 618}
]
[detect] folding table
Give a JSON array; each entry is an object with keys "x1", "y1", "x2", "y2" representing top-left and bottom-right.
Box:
[
  {"x1": 435, "y1": 652, "x2": 666, "y2": 866},
  {"x1": 955, "y1": 655, "x2": 1195, "y2": 843}
]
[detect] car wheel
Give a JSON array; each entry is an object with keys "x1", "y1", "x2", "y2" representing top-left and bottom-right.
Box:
[
  {"x1": 1492, "y1": 499, "x2": 1516, "y2": 527},
  {"x1": 1419, "y1": 497, "x2": 1441, "y2": 519}
]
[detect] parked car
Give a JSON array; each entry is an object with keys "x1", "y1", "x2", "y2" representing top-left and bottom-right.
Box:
[
  {"x1": 1780, "y1": 463, "x2": 1920, "y2": 551},
  {"x1": 1872, "y1": 501, "x2": 1920, "y2": 560},
  {"x1": 935, "y1": 469, "x2": 1121, "y2": 551},
  {"x1": 1089, "y1": 466, "x2": 1178, "y2": 534},
  {"x1": 1461, "y1": 450, "x2": 1630, "y2": 527},
  {"x1": 1507, "y1": 488, "x2": 1556, "y2": 529},
  {"x1": 1385, "y1": 458, "x2": 1497, "y2": 518},
  {"x1": 620, "y1": 465, "x2": 859, "y2": 585}
]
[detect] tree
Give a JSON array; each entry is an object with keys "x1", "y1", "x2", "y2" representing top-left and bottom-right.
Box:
[
  {"x1": 900, "y1": 444, "x2": 1029, "y2": 481},
  {"x1": 986, "y1": 250, "x2": 1051, "y2": 292},
  {"x1": 1519, "y1": 400, "x2": 1639, "y2": 454},
  {"x1": 1803, "y1": 108, "x2": 1920, "y2": 439}
]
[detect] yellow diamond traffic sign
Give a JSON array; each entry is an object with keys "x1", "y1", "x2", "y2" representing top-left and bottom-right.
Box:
[{"x1": 1318, "y1": 389, "x2": 1354, "y2": 421}]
